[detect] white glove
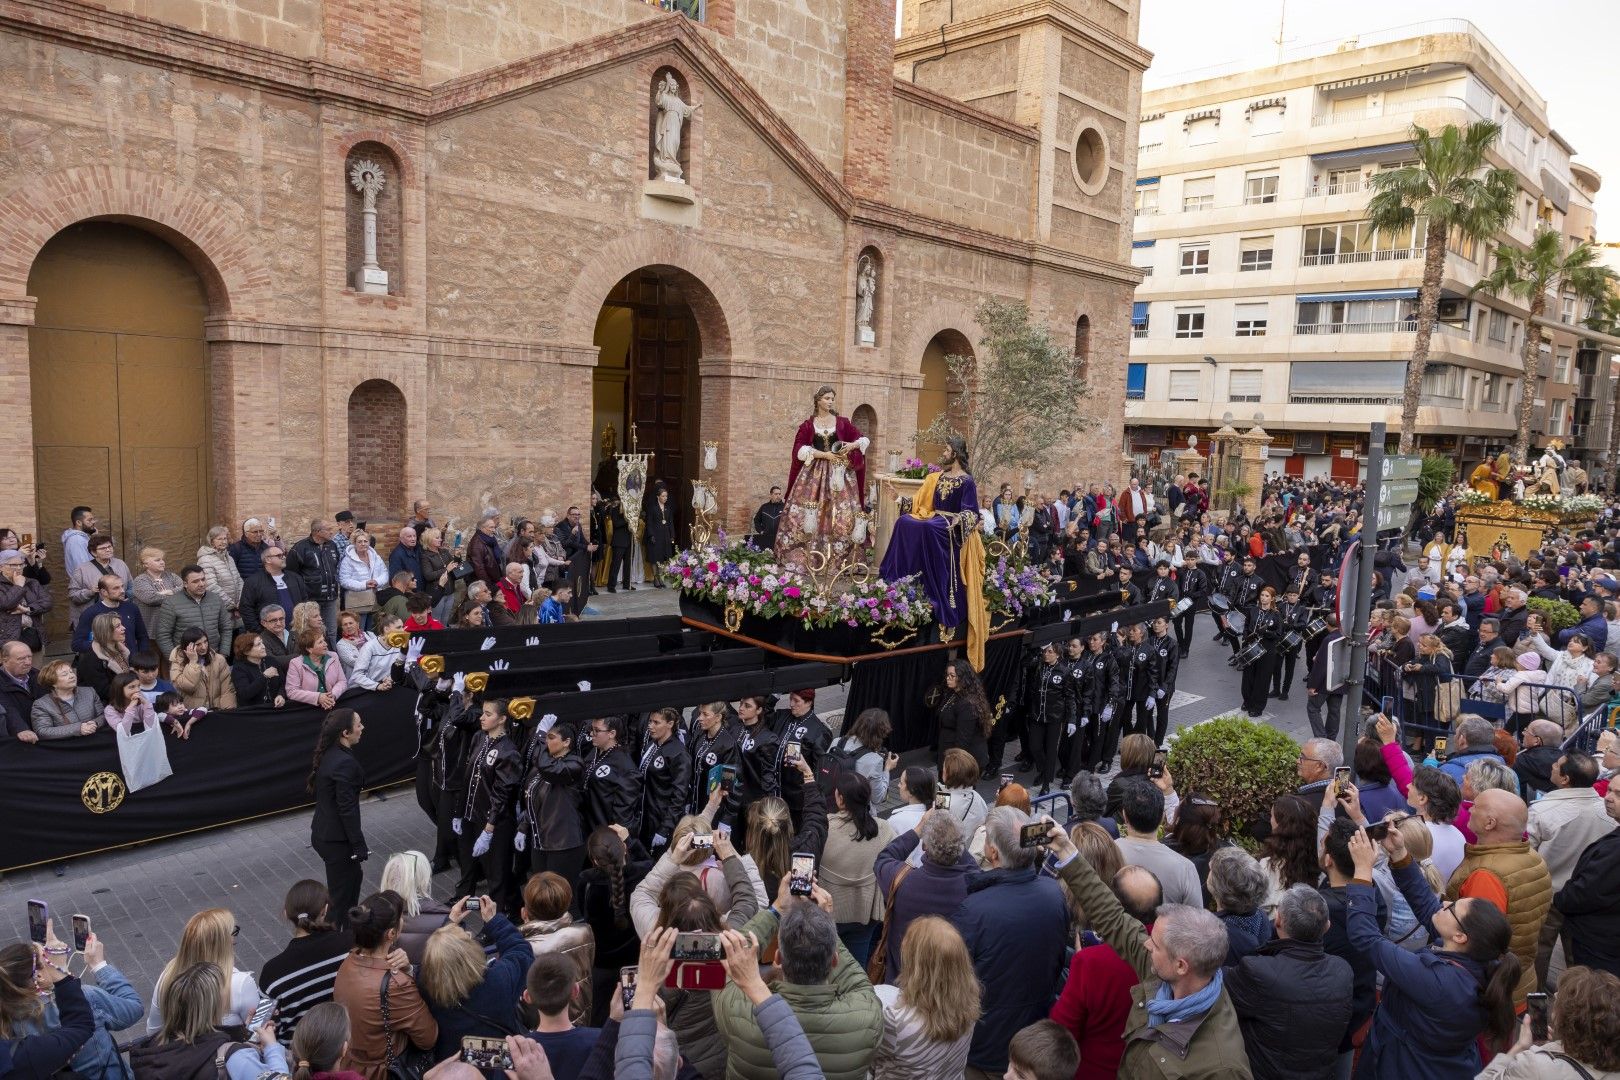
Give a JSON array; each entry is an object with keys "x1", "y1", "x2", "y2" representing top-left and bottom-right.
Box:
[
  {"x1": 1101, "y1": 705, "x2": 1114, "y2": 723},
  {"x1": 405, "y1": 637, "x2": 425, "y2": 665},
  {"x1": 1062, "y1": 610, "x2": 1073, "y2": 622},
  {"x1": 471, "y1": 830, "x2": 492, "y2": 859},
  {"x1": 1066, "y1": 723, "x2": 1076, "y2": 737},
  {"x1": 1156, "y1": 688, "x2": 1166, "y2": 700},
  {"x1": 652, "y1": 833, "x2": 667, "y2": 849},
  {"x1": 452, "y1": 817, "x2": 463, "y2": 836},
  {"x1": 538, "y1": 713, "x2": 558, "y2": 733},
  {"x1": 525, "y1": 636, "x2": 539, "y2": 647},
  {"x1": 513, "y1": 832, "x2": 527, "y2": 853},
  {"x1": 452, "y1": 672, "x2": 466, "y2": 694},
  {"x1": 1080, "y1": 716, "x2": 1091, "y2": 728},
  {"x1": 435, "y1": 678, "x2": 452, "y2": 692},
  {"x1": 577, "y1": 680, "x2": 592, "y2": 692},
  {"x1": 490, "y1": 659, "x2": 509, "y2": 671},
  {"x1": 480, "y1": 636, "x2": 496, "y2": 651},
  {"x1": 1110, "y1": 621, "x2": 1119, "y2": 633}
]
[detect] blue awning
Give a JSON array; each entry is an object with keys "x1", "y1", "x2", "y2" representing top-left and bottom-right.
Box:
[
  {"x1": 1137, "y1": 176, "x2": 1160, "y2": 186},
  {"x1": 1310, "y1": 141, "x2": 1414, "y2": 162},
  {"x1": 1126, "y1": 363, "x2": 1147, "y2": 395},
  {"x1": 1132, "y1": 239, "x2": 1156, "y2": 249},
  {"x1": 1296, "y1": 288, "x2": 1419, "y2": 303},
  {"x1": 1132, "y1": 301, "x2": 1149, "y2": 322}
]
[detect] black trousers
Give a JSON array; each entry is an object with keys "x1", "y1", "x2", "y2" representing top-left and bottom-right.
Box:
[
  {"x1": 526, "y1": 844, "x2": 585, "y2": 892},
  {"x1": 1241, "y1": 652, "x2": 1279, "y2": 715},
  {"x1": 315, "y1": 840, "x2": 363, "y2": 930},
  {"x1": 457, "y1": 818, "x2": 517, "y2": 914},
  {"x1": 1088, "y1": 710, "x2": 1123, "y2": 772},
  {"x1": 434, "y1": 787, "x2": 464, "y2": 868},
  {"x1": 1128, "y1": 697, "x2": 1155, "y2": 740},
  {"x1": 1273, "y1": 650, "x2": 1300, "y2": 695},
  {"x1": 1173, "y1": 609, "x2": 1196, "y2": 654},
  {"x1": 1152, "y1": 694, "x2": 1171, "y2": 745},
  {"x1": 1211, "y1": 609, "x2": 1239, "y2": 651},
  {"x1": 608, "y1": 545, "x2": 631, "y2": 589},
  {"x1": 1029, "y1": 720, "x2": 1064, "y2": 790}
]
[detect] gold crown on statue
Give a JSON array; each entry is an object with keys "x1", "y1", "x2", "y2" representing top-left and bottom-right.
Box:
[
  {"x1": 508, "y1": 697, "x2": 536, "y2": 720},
  {"x1": 464, "y1": 672, "x2": 489, "y2": 693}
]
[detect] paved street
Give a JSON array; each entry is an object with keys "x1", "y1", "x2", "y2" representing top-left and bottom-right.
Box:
[{"x1": 0, "y1": 587, "x2": 1320, "y2": 1006}]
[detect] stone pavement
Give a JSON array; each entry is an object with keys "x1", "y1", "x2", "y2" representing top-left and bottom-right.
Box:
[{"x1": 0, "y1": 586, "x2": 1321, "y2": 1006}]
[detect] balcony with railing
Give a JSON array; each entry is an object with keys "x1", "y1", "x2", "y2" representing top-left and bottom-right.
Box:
[
  {"x1": 1139, "y1": 143, "x2": 1163, "y2": 156},
  {"x1": 1312, "y1": 96, "x2": 1485, "y2": 127},
  {"x1": 1308, "y1": 178, "x2": 1366, "y2": 196},
  {"x1": 1300, "y1": 247, "x2": 1424, "y2": 267},
  {"x1": 1295, "y1": 320, "x2": 1419, "y2": 335}
]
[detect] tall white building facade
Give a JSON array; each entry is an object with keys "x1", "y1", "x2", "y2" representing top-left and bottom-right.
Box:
[{"x1": 1126, "y1": 20, "x2": 1609, "y2": 483}]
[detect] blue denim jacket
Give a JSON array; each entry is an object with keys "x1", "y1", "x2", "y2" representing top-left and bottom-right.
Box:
[{"x1": 22, "y1": 962, "x2": 146, "y2": 1080}]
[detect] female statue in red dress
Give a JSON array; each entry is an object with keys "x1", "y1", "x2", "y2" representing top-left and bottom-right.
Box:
[{"x1": 774, "y1": 385, "x2": 870, "y2": 573}]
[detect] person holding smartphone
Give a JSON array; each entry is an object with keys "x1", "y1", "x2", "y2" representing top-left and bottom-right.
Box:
[{"x1": 1, "y1": 923, "x2": 141, "y2": 1080}]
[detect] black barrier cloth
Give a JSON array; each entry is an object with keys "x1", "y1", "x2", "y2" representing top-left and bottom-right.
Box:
[
  {"x1": 0, "y1": 688, "x2": 420, "y2": 872},
  {"x1": 420, "y1": 616, "x2": 684, "y2": 653},
  {"x1": 843, "y1": 649, "x2": 948, "y2": 753}
]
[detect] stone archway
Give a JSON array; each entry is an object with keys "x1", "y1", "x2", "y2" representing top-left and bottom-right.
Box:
[{"x1": 917, "y1": 329, "x2": 976, "y2": 462}]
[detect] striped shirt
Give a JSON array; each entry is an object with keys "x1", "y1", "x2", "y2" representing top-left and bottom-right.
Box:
[{"x1": 259, "y1": 928, "x2": 354, "y2": 1042}]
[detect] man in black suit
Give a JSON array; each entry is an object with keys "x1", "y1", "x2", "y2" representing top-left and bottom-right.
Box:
[
  {"x1": 239, "y1": 546, "x2": 309, "y2": 632},
  {"x1": 1305, "y1": 614, "x2": 1344, "y2": 741},
  {"x1": 556, "y1": 506, "x2": 594, "y2": 615}
]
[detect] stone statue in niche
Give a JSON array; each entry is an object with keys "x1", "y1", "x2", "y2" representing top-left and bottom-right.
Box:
[
  {"x1": 855, "y1": 254, "x2": 877, "y2": 346},
  {"x1": 652, "y1": 73, "x2": 699, "y2": 183},
  {"x1": 348, "y1": 158, "x2": 389, "y2": 294}
]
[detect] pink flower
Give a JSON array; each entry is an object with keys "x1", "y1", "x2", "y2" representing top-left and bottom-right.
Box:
[
  {"x1": 784, "y1": 586, "x2": 802, "y2": 599},
  {"x1": 706, "y1": 561, "x2": 719, "y2": 574}
]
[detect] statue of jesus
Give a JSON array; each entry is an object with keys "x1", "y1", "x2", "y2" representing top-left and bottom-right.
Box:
[{"x1": 653, "y1": 73, "x2": 699, "y2": 182}]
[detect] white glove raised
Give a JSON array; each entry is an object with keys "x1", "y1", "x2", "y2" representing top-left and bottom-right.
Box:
[
  {"x1": 525, "y1": 636, "x2": 539, "y2": 647},
  {"x1": 490, "y1": 659, "x2": 510, "y2": 671},
  {"x1": 452, "y1": 671, "x2": 466, "y2": 694},
  {"x1": 1066, "y1": 722, "x2": 1076, "y2": 737},
  {"x1": 452, "y1": 817, "x2": 463, "y2": 836},
  {"x1": 537, "y1": 713, "x2": 559, "y2": 733},
  {"x1": 480, "y1": 636, "x2": 496, "y2": 651},
  {"x1": 513, "y1": 832, "x2": 527, "y2": 853},
  {"x1": 405, "y1": 638, "x2": 425, "y2": 665},
  {"x1": 578, "y1": 680, "x2": 592, "y2": 692},
  {"x1": 471, "y1": 830, "x2": 492, "y2": 859}
]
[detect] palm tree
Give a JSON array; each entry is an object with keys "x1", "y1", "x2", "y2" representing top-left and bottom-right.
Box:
[
  {"x1": 1474, "y1": 230, "x2": 1616, "y2": 464},
  {"x1": 1585, "y1": 292, "x2": 1620, "y2": 484},
  {"x1": 1367, "y1": 122, "x2": 1517, "y2": 453}
]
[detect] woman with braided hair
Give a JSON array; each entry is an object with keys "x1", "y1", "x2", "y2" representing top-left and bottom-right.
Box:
[
  {"x1": 309, "y1": 708, "x2": 368, "y2": 928},
  {"x1": 576, "y1": 825, "x2": 652, "y2": 1025}
]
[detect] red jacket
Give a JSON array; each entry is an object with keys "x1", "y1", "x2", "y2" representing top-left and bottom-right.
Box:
[
  {"x1": 496, "y1": 579, "x2": 525, "y2": 614},
  {"x1": 1247, "y1": 532, "x2": 1266, "y2": 559},
  {"x1": 403, "y1": 614, "x2": 444, "y2": 632},
  {"x1": 1049, "y1": 935, "x2": 1141, "y2": 1080}
]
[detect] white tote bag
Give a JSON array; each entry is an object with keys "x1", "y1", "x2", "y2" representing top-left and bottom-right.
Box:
[{"x1": 116, "y1": 716, "x2": 173, "y2": 793}]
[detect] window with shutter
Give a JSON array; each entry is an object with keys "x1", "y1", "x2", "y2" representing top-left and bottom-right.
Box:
[
  {"x1": 1168, "y1": 370, "x2": 1201, "y2": 401},
  {"x1": 1228, "y1": 369, "x2": 1262, "y2": 401}
]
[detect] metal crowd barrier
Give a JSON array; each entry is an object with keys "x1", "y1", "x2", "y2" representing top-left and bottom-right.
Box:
[{"x1": 1360, "y1": 654, "x2": 1584, "y2": 742}]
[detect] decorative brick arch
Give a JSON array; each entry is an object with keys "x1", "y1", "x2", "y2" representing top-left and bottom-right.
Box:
[
  {"x1": 898, "y1": 300, "x2": 985, "y2": 372},
  {"x1": 561, "y1": 231, "x2": 755, "y2": 358},
  {"x1": 0, "y1": 166, "x2": 269, "y2": 313}
]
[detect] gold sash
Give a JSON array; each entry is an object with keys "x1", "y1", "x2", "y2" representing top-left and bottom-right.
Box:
[{"x1": 911, "y1": 472, "x2": 988, "y2": 671}]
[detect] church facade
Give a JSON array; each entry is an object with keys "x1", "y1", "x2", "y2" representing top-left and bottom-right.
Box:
[{"x1": 0, "y1": 0, "x2": 1147, "y2": 560}]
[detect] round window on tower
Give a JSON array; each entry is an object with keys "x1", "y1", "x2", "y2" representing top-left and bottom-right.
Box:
[{"x1": 1070, "y1": 124, "x2": 1109, "y2": 196}]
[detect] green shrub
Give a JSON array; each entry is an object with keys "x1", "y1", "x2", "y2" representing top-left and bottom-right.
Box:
[
  {"x1": 1527, "y1": 596, "x2": 1580, "y2": 634},
  {"x1": 1166, "y1": 713, "x2": 1301, "y2": 847}
]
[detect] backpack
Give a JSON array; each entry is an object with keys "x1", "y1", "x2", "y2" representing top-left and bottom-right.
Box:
[{"x1": 816, "y1": 739, "x2": 862, "y2": 796}]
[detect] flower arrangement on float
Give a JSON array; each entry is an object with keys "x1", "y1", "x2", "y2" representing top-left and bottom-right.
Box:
[
  {"x1": 984, "y1": 553, "x2": 1057, "y2": 616},
  {"x1": 893, "y1": 457, "x2": 941, "y2": 480},
  {"x1": 661, "y1": 540, "x2": 934, "y2": 630},
  {"x1": 1454, "y1": 486, "x2": 1493, "y2": 507}
]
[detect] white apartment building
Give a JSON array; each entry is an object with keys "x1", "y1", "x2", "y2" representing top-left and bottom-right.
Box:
[{"x1": 1126, "y1": 19, "x2": 1608, "y2": 483}]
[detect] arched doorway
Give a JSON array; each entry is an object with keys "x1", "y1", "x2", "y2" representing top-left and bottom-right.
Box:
[
  {"x1": 591, "y1": 266, "x2": 710, "y2": 549},
  {"x1": 917, "y1": 329, "x2": 974, "y2": 462},
  {"x1": 28, "y1": 221, "x2": 211, "y2": 640}
]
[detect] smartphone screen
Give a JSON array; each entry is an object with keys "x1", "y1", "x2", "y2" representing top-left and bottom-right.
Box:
[
  {"x1": 691, "y1": 831, "x2": 713, "y2": 849},
  {"x1": 1149, "y1": 750, "x2": 1166, "y2": 779},
  {"x1": 1334, "y1": 766, "x2": 1353, "y2": 796},
  {"x1": 933, "y1": 790, "x2": 952, "y2": 810},
  {"x1": 620, "y1": 966, "x2": 639, "y2": 1010},
  {"x1": 1526, "y1": 992, "x2": 1550, "y2": 1041},
  {"x1": 1434, "y1": 736, "x2": 1448, "y2": 755},
  {"x1": 27, "y1": 901, "x2": 46, "y2": 946},
  {"x1": 672, "y1": 932, "x2": 724, "y2": 961},
  {"x1": 1380, "y1": 695, "x2": 1395, "y2": 716},
  {"x1": 1019, "y1": 822, "x2": 1051, "y2": 848},
  {"x1": 789, "y1": 852, "x2": 815, "y2": 896},
  {"x1": 1365, "y1": 820, "x2": 1392, "y2": 842},
  {"x1": 999, "y1": 773, "x2": 1014, "y2": 791},
  {"x1": 248, "y1": 998, "x2": 275, "y2": 1030},
  {"x1": 71, "y1": 915, "x2": 91, "y2": 953},
  {"x1": 784, "y1": 740, "x2": 801, "y2": 763},
  {"x1": 460, "y1": 1037, "x2": 512, "y2": 1071}
]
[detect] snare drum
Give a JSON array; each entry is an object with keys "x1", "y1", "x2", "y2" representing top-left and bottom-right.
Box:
[
  {"x1": 1208, "y1": 593, "x2": 1233, "y2": 614},
  {"x1": 1304, "y1": 616, "x2": 1329, "y2": 640},
  {"x1": 1224, "y1": 609, "x2": 1248, "y2": 637},
  {"x1": 1279, "y1": 630, "x2": 1304, "y2": 652},
  {"x1": 1229, "y1": 640, "x2": 1266, "y2": 668}
]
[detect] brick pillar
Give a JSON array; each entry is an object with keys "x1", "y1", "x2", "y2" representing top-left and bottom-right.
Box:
[
  {"x1": 842, "y1": 0, "x2": 895, "y2": 200},
  {"x1": 1236, "y1": 425, "x2": 1273, "y2": 519},
  {"x1": 0, "y1": 300, "x2": 38, "y2": 538},
  {"x1": 322, "y1": 0, "x2": 421, "y2": 83}
]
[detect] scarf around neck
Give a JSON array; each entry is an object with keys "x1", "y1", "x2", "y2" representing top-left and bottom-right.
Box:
[{"x1": 1146, "y1": 968, "x2": 1225, "y2": 1029}]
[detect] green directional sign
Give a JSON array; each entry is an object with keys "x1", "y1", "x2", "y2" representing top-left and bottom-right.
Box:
[
  {"x1": 1381, "y1": 455, "x2": 1422, "y2": 482},
  {"x1": 1380, "y1": 478, "x2": 1420, "y2": 507}
]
